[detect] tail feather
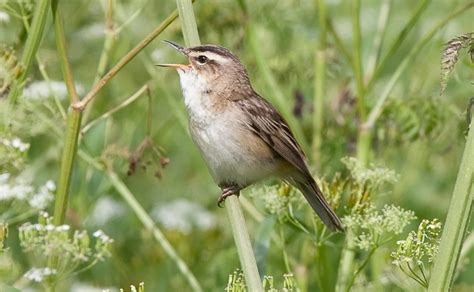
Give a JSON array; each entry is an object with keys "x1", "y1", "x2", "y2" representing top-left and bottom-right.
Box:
[{"x1": 292, "y1": 176, "x2": 344, "y2": 232}]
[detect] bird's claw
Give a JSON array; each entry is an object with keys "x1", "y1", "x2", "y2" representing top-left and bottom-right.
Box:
[{"x1": 217, "y1": 186, "x2": 240, "y2": 207}]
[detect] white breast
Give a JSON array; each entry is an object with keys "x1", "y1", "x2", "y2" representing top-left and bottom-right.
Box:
[{"x1": 177, "y1": 69, "x2": 279, "y2": 187}]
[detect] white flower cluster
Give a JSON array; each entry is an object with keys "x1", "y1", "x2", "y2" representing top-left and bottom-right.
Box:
[
  {"x1": 342, "y1": 203, "x2": 416, "y2": 251},
  {"x1": 248, "y1": 184, "x2": 299, "y2": 217},
  {"x1": 93, "y1": 229, "x2": 114, "y2": 244},
  {"x1": 19, "y1": 223, "x2": 70, "y2": 233},
  {"x1": 391, "y1": 218, "x2": 442, "y2": 266},
  {"x1": 22, "y1": 80, "x2": 84, "y2": 101},
  {"x1": 342, "y1": 156, "x2": 399, "y2": 188},
  {"x1": 0, "y1": 137, "x2": 30, "y2": 152},
  {"x1": 24, "y1": 267, "x2": 57, "y2": 282},
  {"x1": 152, "y1": 199, "x2": 216, "y2": 234},
  {"x1": 0, "y1": 173, "x2": 55, "y2": 210}
]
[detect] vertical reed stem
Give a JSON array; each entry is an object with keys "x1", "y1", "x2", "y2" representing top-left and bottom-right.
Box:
[
  {"x1": 312, "y1": 0, "x2": 327, "y2": 164},
  {"x1": 429, "y1": 104, "x2": 474, "y2": 291},
  {"x1": 51, "y1": 0, "x2": 82, "y2": 225},
  {"x1": 8, "y1": 0, "x2": 51, "y2": 104},
  {"x1": 175, "y1": 0, "x2": 263, "y2": 290}
]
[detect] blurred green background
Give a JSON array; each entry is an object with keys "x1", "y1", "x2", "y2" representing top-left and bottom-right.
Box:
[{"x1": 1, "y1": 0, "x2": 473, "y2": 291}]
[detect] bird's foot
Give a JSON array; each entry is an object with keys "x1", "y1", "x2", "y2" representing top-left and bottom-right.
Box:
[{"x1": 217, "y1": 186, "x2": 241, "y2": 208}]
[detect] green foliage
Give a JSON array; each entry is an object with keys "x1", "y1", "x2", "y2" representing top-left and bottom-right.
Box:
[{"x1": 0, "y1": 0, "x2": 473, "y2": 291}]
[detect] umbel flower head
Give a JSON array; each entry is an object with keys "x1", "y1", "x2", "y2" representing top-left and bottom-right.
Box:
[{"x1": 19, "y1": 212, "x2": 114, "y2": 285}]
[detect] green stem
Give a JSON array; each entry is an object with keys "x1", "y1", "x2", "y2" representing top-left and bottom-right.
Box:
[
  {"x1": 345, "y1": 247, "x2": 377, "y2": 292},
  {"x1": 106, "y1": 170, "x2": 203, "y2": 292},
  {"x1": 351, "y1": 0, "x2": 370, "y2": 166},
  {"x1": 51, "y1": 0, "x2": 81, "y2": 225},
  {"x1": 312, "y1": 0, "x2": 327, "y2": 164},
  {"x1": 176, "y1": 0, "x2": 262, "y2": 290},
  {"x1": 226, "y1": 196, "x2": 264, "y2": 292},
  {"x1": 81, "y1": 84, "x2": 149, "y2": 134},
  {"x1": 176, "y1": 0, "x2": 200, "y2": 46},
  {"x1": 429, "y1": 104, "x2": 474, "y2": 290},
  {"x1": 351, "y1": 0, "x2": 365, "y2": 122},
  {"x1": 335, "y1": 230, "x2": 356, "y2": 292},
  {"x1": 8, "y1": 0, "x2": 51, "y2": 104}
]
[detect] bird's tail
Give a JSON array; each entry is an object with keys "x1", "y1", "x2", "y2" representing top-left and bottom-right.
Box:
[{"x1": 291, "y1": 176, "x2": 344, "y2": 232}]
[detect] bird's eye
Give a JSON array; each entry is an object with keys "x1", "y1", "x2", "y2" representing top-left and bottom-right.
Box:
[{"x1": 196, "y1": 55, "x2": 208, "y2": 64}]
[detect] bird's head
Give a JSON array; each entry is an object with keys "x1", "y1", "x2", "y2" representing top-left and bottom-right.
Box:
[{"x1": 158, "y1": 41, "x2": 251, "y2": 97}]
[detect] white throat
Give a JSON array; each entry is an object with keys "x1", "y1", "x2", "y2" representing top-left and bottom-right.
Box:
[{"x1": 177, "y1": 69, "x2": 214, "y2": 124}]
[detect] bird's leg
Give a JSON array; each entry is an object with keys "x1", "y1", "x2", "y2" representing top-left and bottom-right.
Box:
[{"x1": 217, "y1": 185, "x2": 241, "y2": 207}]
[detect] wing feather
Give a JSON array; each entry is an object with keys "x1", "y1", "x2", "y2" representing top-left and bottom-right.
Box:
[{"x1": 236, "y1": 95, "x2": 310, "y2": 175}]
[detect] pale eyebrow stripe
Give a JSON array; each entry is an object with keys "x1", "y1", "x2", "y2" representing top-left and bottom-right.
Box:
[{"x1": 192, "y1": 51, "x2": 230, "y2": 63}]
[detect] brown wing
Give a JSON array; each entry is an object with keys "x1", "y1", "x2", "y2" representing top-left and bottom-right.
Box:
[{"x1": 235, "y1": 94, "x2": 310, "y2": 175}]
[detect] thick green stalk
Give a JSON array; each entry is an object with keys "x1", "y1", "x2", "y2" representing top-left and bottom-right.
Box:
[
  {"x1": 337, "y1": 2, "x2": 367, "y2": 290},
  {"x1": 106, "y1": 170, "x2": 203, "y2": 292},
  {"x1": 429, "y1": 113, "x2": 474, "y2": 290},
  {"x1": 312, "y1": 0, "x2": 327, "y2": 164},
  {"x1": 351, "y1": 0, "x2": 370, "y2": 166},
  {"x1": 335, "y1": 230, "x2": 356, "y2": 292},
  {"x1": 176, "y1": 0, "x2": 200, "y2": 46},
  {"x1": 226, "y1": 196, "x2": 264, "y2": 292},
  {"x1": 175, "y1": 0, "x2": 263, "y2": 290},
  {"x1": 53, "y1": 110, "x2": 81, "y2": 224},
  {"x1": 8, "y1": 0, "x2": 51, "y2": 104},
  {"x1": 51, "y1": 0, "x2": 82, "y2": 225},
  {"x1": 351, "y1": 0, "x2": 365, "y2": 123}
]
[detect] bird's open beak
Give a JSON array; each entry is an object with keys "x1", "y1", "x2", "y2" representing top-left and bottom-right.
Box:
[
  {"x1": 156, "y1": 63, "x2": 188, "y2": 69},
  {"x1": 162, "y1": 40, "x2": 186, "y2": 54},
  {"x1": 156, "y1": 40, "x2": 190, "y2": 69}
]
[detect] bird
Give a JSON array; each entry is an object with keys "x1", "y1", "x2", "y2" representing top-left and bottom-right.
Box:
[{"x1": 158, "y1": 40, "x2": 343, "y2": 232}]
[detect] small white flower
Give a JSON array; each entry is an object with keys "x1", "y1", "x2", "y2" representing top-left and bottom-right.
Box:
[
  {"x1": 93, "y1": 229, "x2": 113, "y2": 243},
  {"x1": 0, "y1": 11, "x2": 9, "y2": 24},
  {"x1": 10, "y1": 137, "x2": 30, "y2": 152},
  {"x1": 24, "y1": 267, "x2": 57, "y2": 282}
]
